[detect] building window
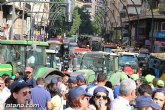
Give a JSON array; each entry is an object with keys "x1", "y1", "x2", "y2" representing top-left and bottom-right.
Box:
[{"x1": 161, "y1": 22, "x2": 165, "y2": 31}]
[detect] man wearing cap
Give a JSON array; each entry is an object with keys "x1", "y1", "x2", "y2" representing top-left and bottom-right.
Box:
[
  {"x1": 135, "y1": 96, "x2": 160, "y2": 110},
  {"x1": 157, "y1": 80, "x2": 164, "y2": 88},
  {"x1": 65, "y1": 86, "x2": 91, "y2": 110},
  {"x1": 130, "y1": 74, "x2": 140, "y2": 87},
  {"x1": 67, "y1": 76, "x2": 77, "y2": 89},
  {"x1": 123, "y1": 63, "x2": 134, "y2": 76},
  {"x1": 31, "y1": 78, "x2": 51, "y2": 110},
  {"x1": 77, "y1": 74, "x2": 87, "y2": 90},
  {"x1": 111, "y1": 78, "x2": 136, "y2": 110},
  {"x1": 23, "y1": 67, "x2": 36, "y2": 88},
  {"x1": 50, "y1": 77, "x2": 58, "y2": 90},
  {"x1": 144, "y1": 74, "x2": 155, "y2": 91}
]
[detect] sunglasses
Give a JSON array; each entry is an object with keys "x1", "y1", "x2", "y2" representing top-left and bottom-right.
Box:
[
  {"x1": 95, "y1": 95, "x2": 108, "y2": 100},
  {"x1": 22, "y1": 91, "x2": 31, "y2": 96}
]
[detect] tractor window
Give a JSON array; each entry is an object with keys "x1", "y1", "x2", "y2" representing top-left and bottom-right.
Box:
[
  {"x1": 27, "y1": 46, "x2": 46, "y2": 69},
  {"x1": 0, "y1": 45, "x2": 5, "y2": 64},
  {"x1": 0, "y1": 45, "x2": 24, "y2": 63},
  {"x1": 105, "y1": 56, "x2": 114, "y2": 73}
]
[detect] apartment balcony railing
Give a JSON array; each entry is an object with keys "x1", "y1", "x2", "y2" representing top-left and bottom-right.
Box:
[{"x1": 158, "y1": 3, "x2": 165, "y2": 12}]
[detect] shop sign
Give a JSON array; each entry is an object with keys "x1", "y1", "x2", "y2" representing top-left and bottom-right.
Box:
[{"x1": 154, "y1": 32, "x2": 165, "y2": 38}]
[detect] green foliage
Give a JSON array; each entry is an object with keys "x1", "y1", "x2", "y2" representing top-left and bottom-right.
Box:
[
  {"x1": 78, "y1": 8, "x2": 93, "y2": 35},
  {"x1": 92, "y1": 10, "x2": 105, "y2": 35},
  {"x1": 48, "y1": 0, "x2": 67, "y2": 36},
  {"x1": 68, "y1": 7, "x2": 81, "y2": 36}
]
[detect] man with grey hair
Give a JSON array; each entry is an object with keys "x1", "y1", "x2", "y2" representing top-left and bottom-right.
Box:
[{"x1": 111, "y1": 78, "x2": 136, "y2": 110}]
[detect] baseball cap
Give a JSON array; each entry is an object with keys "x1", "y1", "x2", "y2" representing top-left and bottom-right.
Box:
[
  {"x1": 144, "y1": 74, "x2": 155, "y2": 83},
  {"x1": 120, "y1": 74, "x2": 128, "y2": 81},
  {"x1": 93, "y1": 86, "x2": 109, "y2": 95},
  {"x1": 51, "y1": 77, "x2": 58, "y2": 84},
  {"x1": 68, "y1": 86, "x2": 91, "y2": 100},
  {"x1": 135, "y1": 96, "x2": 160, "y2": 110},
  {"x1": 25, "y1": 67, "x2": 33, "y2": 73},
  {"x1": 157, "y1": 80, "x2": 164, "y2": 87},
  {"x1": 130, "y1": 74, "x2": 139, "y2": 81},
  {"x1": 154, "y1": 89, "x2": 165, "y2": 94},
  {"x1": 10, "y1": 80, "x2": 30, "y2": 93},
  {"x1": 67, "y1": 76, "x2": 77, "y2": 83},
  {"x1": 77, "y1": 74, "x2": 86, "y2": 82}
]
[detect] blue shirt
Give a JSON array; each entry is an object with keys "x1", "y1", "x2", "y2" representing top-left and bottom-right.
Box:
[
  {"x1": 31, "y1": 86, "x2": 51, "y2": 110},
  {"x1": 24, "y1": 77, "x2": 36, "y2": 88},
  {"x1": 85, "y1": 84, "x2": 96, "y2": 92},
  {"x1": 114, "y1": 86, "x2": 120, "y2": 99}
]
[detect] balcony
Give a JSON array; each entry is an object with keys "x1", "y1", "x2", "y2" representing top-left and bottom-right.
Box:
[
  {"x1": 83, "y1": 2, "x2": 92, "y2": 7},
  {"x1": 158, "y1": 3, "x2": 165, "y2": 12},
  {"x1": 24, "y1": 3, "x2": 31, "y2": 11}
]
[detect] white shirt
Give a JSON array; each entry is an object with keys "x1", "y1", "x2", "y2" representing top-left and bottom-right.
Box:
[
  {"x1": 87, "y1": 86, "x2": 114, "y2": 101},
  {"x1": 0, "y1": 87, "x2": 11, "y2": 105},
  {"x1": 64, "y1": 107, "x2": 73, "y2": 110},
  {"x1": 27, "y1": 56, "x2": 35, "y2": 64},
  {"x1": 58, "y1": 83, "x2": 67, "y2": 93},
  {"x1": 111, "y1": 96, "x2": 131, "y2": 110},
  {"x1": 80, "y1": 85, "x2": 87, "y2": 91}
]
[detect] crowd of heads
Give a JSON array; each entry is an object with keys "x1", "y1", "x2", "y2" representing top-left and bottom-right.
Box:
[{"x1": 0, "y1": 67, "x2": 165, "y2": 110}]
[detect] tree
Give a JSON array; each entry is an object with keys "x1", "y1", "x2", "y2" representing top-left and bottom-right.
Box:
[
  {"x1": 48, "y1": 0, "x2": 68, "y2": 37},
  {"x1": 92, "y1": 10, "x2": 105, "y2": 35},
  {"x1": 78, "y1": 9, "x2": 93, "y2": 35},
  {"x1": 68, "y1": 7, "x2": 81, "y2": 36}
]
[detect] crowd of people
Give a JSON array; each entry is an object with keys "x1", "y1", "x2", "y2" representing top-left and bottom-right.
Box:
[{"x1": 0, "y1": 66, "x2": 165, "y2": 110}]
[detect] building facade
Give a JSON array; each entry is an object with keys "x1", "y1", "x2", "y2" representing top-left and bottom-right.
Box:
[
  {"x1": 0, "y1": 0, "x2": 50, "y2": 40},
  {"x1": 122, "y1": 0, "x2": 165, "y2": 52}
]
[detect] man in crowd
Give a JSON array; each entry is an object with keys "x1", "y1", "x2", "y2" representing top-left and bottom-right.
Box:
[
  {"x1": 23, "y1": 67, "x2": 36, "y2": 88},
  {"x1": 77, "y1": 74, "x2": 87, "y2": 90},
  {"x1": 31, "y1": 77, "x2": 51, "y2": 110},
  {"x1": 135, "y1": 96, "x2": 160, "y2": 110},
  {"x1": 137, "y1": 84, "x2": 152, "y2": 97},
  {"x1": 4, "y1": 77, "x2": 14, "y2": 89},
  {"x1": 87, "y1": 73, "x2": 114, "y2": 101},
  {"x1": 0, "y1": 78, "x2": 11, "y2": 109},
  {"x1": 67, "y1": 76, "x2": 77, "y2": 89},
  {"x1": 111, "y1": 78, "x2": 136, "y2": 110},
  {"x1": 14, "y1": 71, "x2": 23, "y2": 81}
]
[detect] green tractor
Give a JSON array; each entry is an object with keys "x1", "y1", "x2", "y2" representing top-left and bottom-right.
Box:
[
  {"x1": 70, "y1": 51, "x2": 122, "y2": 86},
  {"x1": 0, "y1": 40, "x2": 65, "y2": 83}
]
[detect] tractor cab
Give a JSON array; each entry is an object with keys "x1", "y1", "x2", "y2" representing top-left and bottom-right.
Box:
[{"x1": 0, "y1": 40, "x2": 65, "y2": 82}]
